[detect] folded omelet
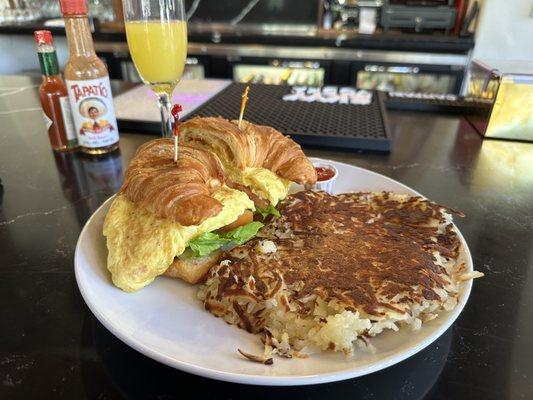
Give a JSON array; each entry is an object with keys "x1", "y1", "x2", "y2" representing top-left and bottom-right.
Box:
[
  {"x1": 225, "y1": 165, "x2": 292, "y2": 206},
  {"x1": 103, "y1": 186, "x2": 254, "y2": 292}
]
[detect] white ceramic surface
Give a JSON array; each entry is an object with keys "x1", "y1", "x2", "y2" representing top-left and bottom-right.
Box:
[
  {"x1": 75, "y1": 158, "x2": 474, "y2": 386},
  {"x1": 311, "y1": 160, "x2": 338, "y2": 194}
]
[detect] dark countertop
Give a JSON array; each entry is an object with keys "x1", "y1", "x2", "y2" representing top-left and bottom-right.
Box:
[
  {"x1": 1, "y1": 75, "x2": 532, "y2": 399},
  {"x1": 0, "y1": 21, "x2": 474, "y2": 54}
]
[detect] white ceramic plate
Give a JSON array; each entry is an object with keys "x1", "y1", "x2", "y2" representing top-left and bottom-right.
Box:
[{"x1": 75, "y1": 158, "x2": 473, "y2": 386}]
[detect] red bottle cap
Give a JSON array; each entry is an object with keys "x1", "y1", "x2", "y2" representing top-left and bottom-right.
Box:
[
  {"x1": 59, "y1": 0, "x2": 88, "y2": 15},
  {"x1": 34, "y1": 30, "x2": 53, "y2": 45}
]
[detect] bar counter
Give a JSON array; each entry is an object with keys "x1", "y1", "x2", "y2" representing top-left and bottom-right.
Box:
[{"x1": 1, "y1": 75, "x2": 532, "y2": 399}]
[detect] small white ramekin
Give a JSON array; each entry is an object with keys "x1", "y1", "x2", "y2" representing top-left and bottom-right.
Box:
[{"x1": 312, "y1": 161, "x2": 338, "y2": 194}]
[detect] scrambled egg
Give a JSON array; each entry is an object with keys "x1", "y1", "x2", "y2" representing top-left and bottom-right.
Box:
[
  {"x1": 103, "y1": 186, "x2": 254, "y2": 292},
  {"x1": 225, "y1": 166, "x2": 291, "y2": 206}
]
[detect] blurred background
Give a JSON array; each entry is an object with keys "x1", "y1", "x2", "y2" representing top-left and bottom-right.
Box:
[{"x1": 0, "y1": 0, "x2": 531, "y2": 95}]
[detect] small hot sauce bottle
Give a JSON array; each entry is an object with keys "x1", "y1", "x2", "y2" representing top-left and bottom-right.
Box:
[{"x1": 34, "y1": 30, "x2": 78, "y2": 152}]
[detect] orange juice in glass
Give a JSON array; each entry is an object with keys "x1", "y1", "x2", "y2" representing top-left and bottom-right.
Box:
[{"x1": 122, "y1": 0, "x2": 187, "y2": 137}]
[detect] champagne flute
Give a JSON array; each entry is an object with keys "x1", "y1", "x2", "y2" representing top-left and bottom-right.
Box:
[{"x1": 122, "y1": 0, "x2": 187, "y2": 137}]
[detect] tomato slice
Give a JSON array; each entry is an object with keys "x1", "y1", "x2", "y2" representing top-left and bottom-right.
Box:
[{"x1": 218, "y1": 210, "x2": 254, "y2": 232}]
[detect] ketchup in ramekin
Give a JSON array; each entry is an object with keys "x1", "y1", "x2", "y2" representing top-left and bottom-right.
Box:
[
  {"x1": 316, "y1": 166, "x2": 336, "y2": 182},
  {"x1": 312, "y1": 162, "x2": 338, "y2": 194}
]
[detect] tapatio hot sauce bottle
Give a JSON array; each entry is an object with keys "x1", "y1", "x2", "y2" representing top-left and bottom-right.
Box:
[{"x1": 60, "y1": 0, "x2": 119, "y2": 154}]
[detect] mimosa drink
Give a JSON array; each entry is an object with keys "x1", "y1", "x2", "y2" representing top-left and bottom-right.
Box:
[
  {"x1": 125, "y1": 20, "x2": 187, "y2": 94},
  {"x1": 122, "y1": 0, "x2": 187, "y2": 138}
]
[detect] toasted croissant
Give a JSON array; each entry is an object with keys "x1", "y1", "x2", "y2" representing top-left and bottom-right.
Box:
[
  {"x1": 119, "y1": 139, "x2": 226, "y2": 226},
  {"x1": 181, "y1": 117, "x2": 317, "y2": 185}
]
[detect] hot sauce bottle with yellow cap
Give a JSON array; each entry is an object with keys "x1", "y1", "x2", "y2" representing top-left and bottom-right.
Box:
[{"x1": 60, "y1": 0, "x2": 119, "y2": 155}]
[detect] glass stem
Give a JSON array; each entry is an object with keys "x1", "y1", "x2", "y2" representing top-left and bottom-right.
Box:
[{"x1": 157, "y1": 92, "x2": 172, "y2": 138}]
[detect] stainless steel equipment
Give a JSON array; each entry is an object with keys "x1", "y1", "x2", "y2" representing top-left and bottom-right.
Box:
[
  {"x1": 381, "y1": 0, "x2": 456, "y2": 33},
  {"x1": 353, "y1": 58, "x2": 463, "y2": 94},
  {"x1": 234, "y1": 61, "x2": 325, "y2": 86},
  {"x1": 96, "y1": 40, "x2": 469, "y2": 93},
  {"x1": 466, "y1": 59, "x2": 533, "y2": 142},
  {"x1": 325, "y1": 0, "x2": 382, "y2": 31}
]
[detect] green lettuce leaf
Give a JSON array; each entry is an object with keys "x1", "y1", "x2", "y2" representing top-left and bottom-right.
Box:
[
  {"x1": 256, "y1": 204, "x2": 281, "y2": 220},
  {"x1": 187, "y1": 221, "x2": 264, "y2": 257},
  {"x1": 188, "y1": 232, "x2": 231, "y2": 257},
  {"x1": 222, "y1": 221, "x2": 264, "y2": 245}
]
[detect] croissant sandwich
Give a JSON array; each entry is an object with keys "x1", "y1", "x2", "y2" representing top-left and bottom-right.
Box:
[
  {"x1": 181, "y1": 117, "x2": 317, "y2": 209},
  {"x1": 103, "y1": 119, "x2": 317, "y2": 292}
]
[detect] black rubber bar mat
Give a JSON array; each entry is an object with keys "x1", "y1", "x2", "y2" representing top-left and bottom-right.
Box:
[{"x1": 184, "y1": 83, "x2": 392, "y2": 152}]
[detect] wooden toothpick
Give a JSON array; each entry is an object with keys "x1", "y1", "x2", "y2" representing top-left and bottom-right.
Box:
[
  {"x1": 173, "y1": 136, "x2": 178, "y2": 163},
  {"x1": 238, "y1": 85, "x2": 250, "y2": 129},
  {"x1": 171, "y1": 104, "x2": 183, "y2": 163}
]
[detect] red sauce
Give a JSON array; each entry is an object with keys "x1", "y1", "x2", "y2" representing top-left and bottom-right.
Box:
[{"x1": 315, "y1": 166, "x2": 336, "y2": 181}]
